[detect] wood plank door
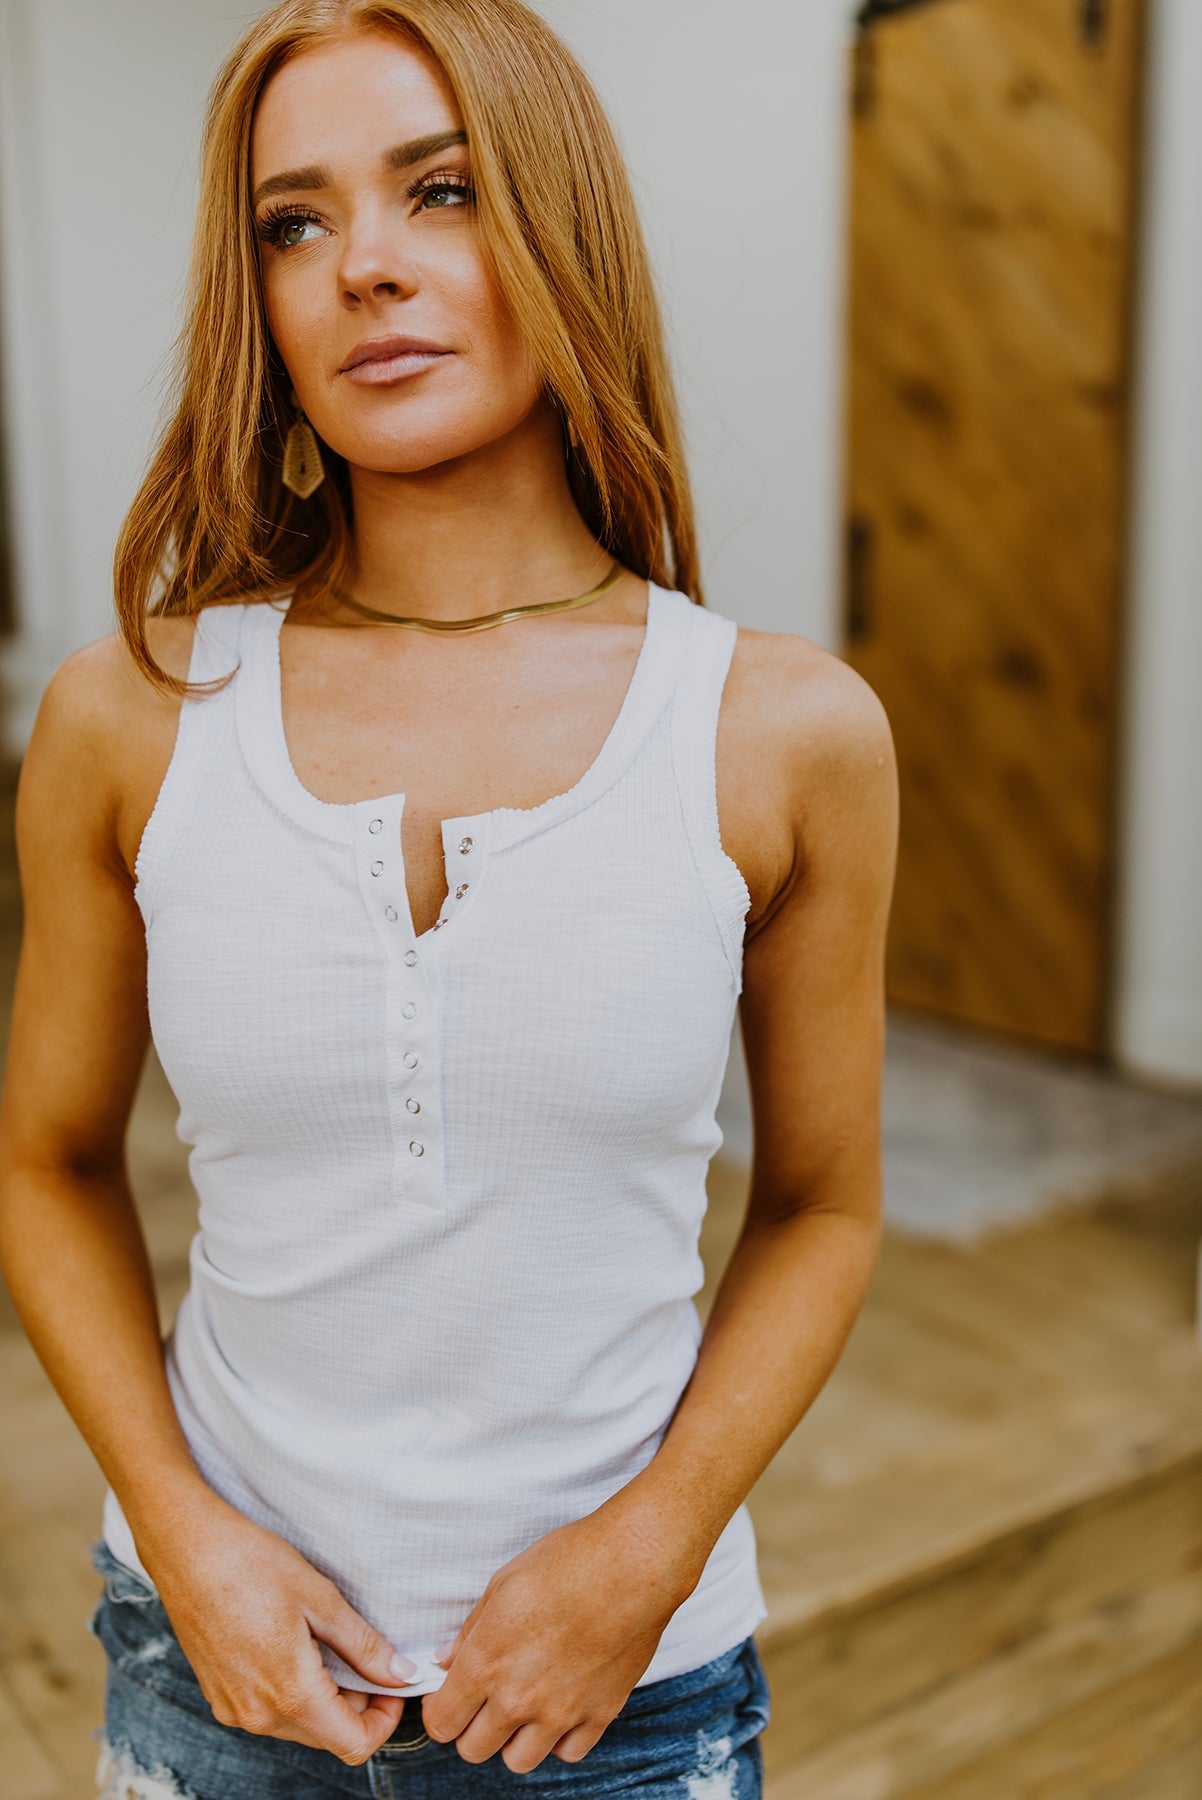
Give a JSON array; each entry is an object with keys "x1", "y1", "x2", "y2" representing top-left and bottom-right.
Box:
[{"x1": 841, "y1": 0, "x2": 1146, "y2": 1054}]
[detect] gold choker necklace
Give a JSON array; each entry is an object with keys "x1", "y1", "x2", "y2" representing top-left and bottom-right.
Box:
[{"x1": 328, "y1": 559, "x2": 624, "y2": 634}]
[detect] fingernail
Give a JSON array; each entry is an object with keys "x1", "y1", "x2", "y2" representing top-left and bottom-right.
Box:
[
  {"x1": 434, "y1": 1639, "x2": 455, "y2": 1661},
  {"x1": 389, "y1": 1652, "x2": 418, "y2": 1680}
]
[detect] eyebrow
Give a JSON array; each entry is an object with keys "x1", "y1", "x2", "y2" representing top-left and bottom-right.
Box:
[{"x1": 251, "y1": 129, "x2": 468, "y2": 209}]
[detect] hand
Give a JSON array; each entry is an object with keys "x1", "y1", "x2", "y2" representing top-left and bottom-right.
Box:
[
  {"x1": 420, "y1": 1504, "x2": 695, "y2": 1772},
  {"x1": 137, "y1": 1491, "x2": 416, "y2": 1766}
]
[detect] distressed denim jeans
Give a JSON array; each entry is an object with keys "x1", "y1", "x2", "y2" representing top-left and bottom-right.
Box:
[{"x1": 87, "y1": 1539, "x2": 771, "y2": 1798}]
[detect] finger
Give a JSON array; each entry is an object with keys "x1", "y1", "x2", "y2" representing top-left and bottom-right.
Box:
[
  {"x1": 427, "y1": 1595, "x2": 486, "y2": 1740},
  {"x1": 433, "y1": 1593, "x2": 483, "y2": 1670},
  {"x1": 553, "y1": 1720, "x2": 605, "y2": 1763},
  {"x1": 281, "y1": 1651, "x2": 407, "y2": 1764},
  {"x1": 421, "y1": 1665, "x2": 488, "y2": 1747},
  {"x1": 500, "y1": 1720, "x2": 563, "y2": 1775},
  {"x1": 361, "y1": 1694, "x2": 407, "y2": 1743},
  {"x1": 447, "y1": 1701, "x2": 505, "y2": 1766},
  {"x1": 305, "y1": 1590, "x2": 417, "y2": 1692},
  {"x1": 311, "y1": 1690, "x2": 406, "y2": 1765},
  {"x1": 454, "y1": 1699, "x2": 549, "y2": 1769}
]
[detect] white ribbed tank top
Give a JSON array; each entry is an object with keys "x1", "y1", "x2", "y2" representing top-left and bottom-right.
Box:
[{"x1": 102, "y1": 580, "x2": 767, "y2": 1693}]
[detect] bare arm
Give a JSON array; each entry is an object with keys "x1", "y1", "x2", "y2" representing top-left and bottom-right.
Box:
[
  {"x1": 0, "y1": 629, "x2": 413, "y2": 1764},
  {"x1": 0, "y1": 636, "x2": 204, "y2": 1528}
]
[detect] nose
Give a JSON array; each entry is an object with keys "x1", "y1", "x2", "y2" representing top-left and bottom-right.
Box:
[{"x1": 337, "y1": 204, "x2": 419, "y2": 305}]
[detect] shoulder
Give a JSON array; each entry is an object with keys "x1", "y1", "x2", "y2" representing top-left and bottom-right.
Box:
[
  {"x1": 727, "y1": 621, "x2": 892, "y2": 758},
  {"x1": 20, "y1": 615, "x2": 202, "y2": 869},
  {"x1": 716, "y1": 620, "x2": 898, "y2": 927},
  {"x1": 30, "y1": 614, "x2": 199, "y2": 760},
  {"x1": 723, "y1": 619, "x2": 892, "y2": 802}
]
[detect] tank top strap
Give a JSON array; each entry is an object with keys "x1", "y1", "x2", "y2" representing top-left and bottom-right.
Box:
[
  {"x1": 669, "y1": 600, "x2": 752, "y2": 992},
  {"x1": 133, "y1": 601, "x2": 247, "y2": 928},
  {"x1": 485, "y1": 580, "x2": 687, "y2": 852}
]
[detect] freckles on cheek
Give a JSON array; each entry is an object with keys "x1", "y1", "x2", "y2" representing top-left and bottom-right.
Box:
[
  {"x1": 453, "y1": 273, "x2": 530, "y2": 367},
  {"x1": 262, "y1": 284, "x2": 325, "y2": 378},
  {"x1": 445, "y1": 238, "x2": 510, "y2": 322},
  {"x1": 259, "y1": 271, "x2": 291, "y2": 349}
]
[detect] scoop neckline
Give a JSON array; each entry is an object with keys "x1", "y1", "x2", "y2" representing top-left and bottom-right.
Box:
[{"x1": 233, "y1": 580, "x2": 685, "y2": 850}]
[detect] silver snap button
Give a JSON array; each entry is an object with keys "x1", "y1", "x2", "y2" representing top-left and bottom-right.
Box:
[
  {"x1": 384, "y1": 905, "x2": 398, "y2": 922},
  {"x1": 458, "y1": 836, "x2": 473, "y2": 854},
  {"x1": 401, "y1": 1001, "x2": 417, "y2": 1019},
  {"x1": 370, "y1": 859, "x2": 384, "y2": 876},
  {"x1": 403, "y1": 949, "x2": 418, "y2": 966},
  {"x1": 409, "y1": 1140, "x2": 424, "y2": 1157},
  {"x1": 406, "y1": 1098, "x2": 420, "y2": 1114},
  {"x1": 403, "y1": 1052, "x2": 418, "y2": 1069},
  {"x1": 455, "y1": 883, "x2": 469, "y2": 899},
  {"x1": 368, "y1": 818, "x2": 383, "y2": 834}
]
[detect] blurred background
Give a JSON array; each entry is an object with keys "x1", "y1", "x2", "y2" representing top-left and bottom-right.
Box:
[{"x1": 1, "y1": 1, "x2": 1200, "y2": 1795}]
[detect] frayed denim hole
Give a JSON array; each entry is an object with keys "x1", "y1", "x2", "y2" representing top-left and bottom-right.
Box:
[
  {"x1": 684, "y1": 1728, "x2": 740, "y2": 1799},
  {"x1": 91, "y1": 1589, "x2": 189, "y2": 1700},
  {"x1": 94, "y1": 1733, "x2": 200, "y2": 1799}
]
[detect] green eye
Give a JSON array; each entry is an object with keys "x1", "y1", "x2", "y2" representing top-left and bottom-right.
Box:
[
  {"x1": 411, "y1": 174, "x2": 476, "y2": 211},
  {"x1": 256, "y1": 206, "x2": 324, "y2": 251}
]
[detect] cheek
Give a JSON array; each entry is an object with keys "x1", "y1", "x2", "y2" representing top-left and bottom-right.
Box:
[
  {"x1": 261, "y1": 270, "x2": 319, "y2": 371},
  {"x1": 473, "y1": 309, "x2": 540, "y2": 415},
  {"x1": 449, "y1": 252, "x2": 538, "y2": 389}
]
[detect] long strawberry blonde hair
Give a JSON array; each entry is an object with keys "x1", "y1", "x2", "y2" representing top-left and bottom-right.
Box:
[{"x1": 114, "y1": 0, "x2": 704, "y2": 698}]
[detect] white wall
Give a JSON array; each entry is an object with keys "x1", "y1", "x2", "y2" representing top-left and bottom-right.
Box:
[
  {"x1": 530, "y1": 0, "x2": 851, "y2": 644},
  {"x1": 0, "y1": 0, "x2": 263, "y2": 742},
  {"x1": 1111, "y1": 0, "x2": 1202, "y2": 1089}
]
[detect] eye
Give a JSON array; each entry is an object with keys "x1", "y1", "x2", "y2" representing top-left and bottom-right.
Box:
[
  {"x1": 255, "y1": 204, "x2": 326, "y2": 251},
  {"x1": 409, "y1": 171, "x2": 476, "y2": 212}
]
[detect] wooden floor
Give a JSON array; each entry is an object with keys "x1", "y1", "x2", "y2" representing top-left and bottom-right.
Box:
[
  {"x1": 720, "y1": 1153, "x2": 1202, "y2": 1797},
  {"x1": 0, "y1": 744, "x2": 1201, "y2": 1794}
]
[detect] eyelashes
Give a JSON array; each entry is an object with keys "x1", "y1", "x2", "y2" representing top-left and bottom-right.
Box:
[
  {"x1": 412, "y1": 172, "x2": 477, "y2": 211},
  {"x1": 255, "y1": 202, "x2": 323, "y2": 251},
  {"x1": 255, "y1": 170, "x2": 476, "y2": 251}
]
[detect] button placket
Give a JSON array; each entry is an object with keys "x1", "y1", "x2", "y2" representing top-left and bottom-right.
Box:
[
  {"x1": 353, "y1": 796, "x2": 445, "y2": 1209},
  {"x1": 434, "y1": 817, "x2": 488, "y2": 932}
]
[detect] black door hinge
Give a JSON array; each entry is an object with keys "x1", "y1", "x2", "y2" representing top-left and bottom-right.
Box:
[
  {"x1": 853, "y1": 0, "x2": 951, "y2": 118},
  {"x1": 1079, "y1": 0, "x2": 1108, "y2": 51},
  {"x1": 855, "y1": 0, "x2": 946, "y2": 28},
  {"x1": 844, "y1": 515, "x2": 876, "y2": 646}
]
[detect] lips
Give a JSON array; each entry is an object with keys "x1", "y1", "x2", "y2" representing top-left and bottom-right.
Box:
[{"x1": 340, "y1": 334, "x2": 451, "y2": 373}]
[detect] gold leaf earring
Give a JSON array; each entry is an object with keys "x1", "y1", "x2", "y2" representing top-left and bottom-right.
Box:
[{"x1": 282, "y1": 388, "x2": 325, "y2": 499}]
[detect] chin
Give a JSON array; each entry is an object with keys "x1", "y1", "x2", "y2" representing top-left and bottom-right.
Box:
[{"x1": 342, "y1": 415, "x2": 535, "y2": 475}]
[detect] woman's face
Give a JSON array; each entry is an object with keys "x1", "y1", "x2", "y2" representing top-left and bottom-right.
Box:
[{"x1": 250, "y1": 31, "x2": 544, "y2": 475}]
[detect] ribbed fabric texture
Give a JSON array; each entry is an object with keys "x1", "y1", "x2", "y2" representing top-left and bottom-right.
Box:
[{"x1": 102, "y1": 581, "x2": 767, "y2": 1693}]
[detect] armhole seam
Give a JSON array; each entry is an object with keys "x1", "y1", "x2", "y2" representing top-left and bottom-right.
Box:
[
  {"x1": 135, "y1": 606, "x2": 241, "y2": 930},
  {"x1": 669, "y1": 610, "x2": 751, "y2": 995}
]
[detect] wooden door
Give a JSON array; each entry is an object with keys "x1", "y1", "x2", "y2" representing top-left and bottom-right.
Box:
[{"x1": 841, "y1": 0, "x2": 1146, "y2": 1054}]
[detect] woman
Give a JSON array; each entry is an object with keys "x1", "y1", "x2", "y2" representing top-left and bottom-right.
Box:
[{"x1": 0, "y1": 1, "x2": 897, "y2": 1794}]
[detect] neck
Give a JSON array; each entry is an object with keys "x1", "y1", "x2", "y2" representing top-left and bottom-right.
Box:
[{"x1": 333, "y1": 399, "x2": 616, "y2": 626}]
